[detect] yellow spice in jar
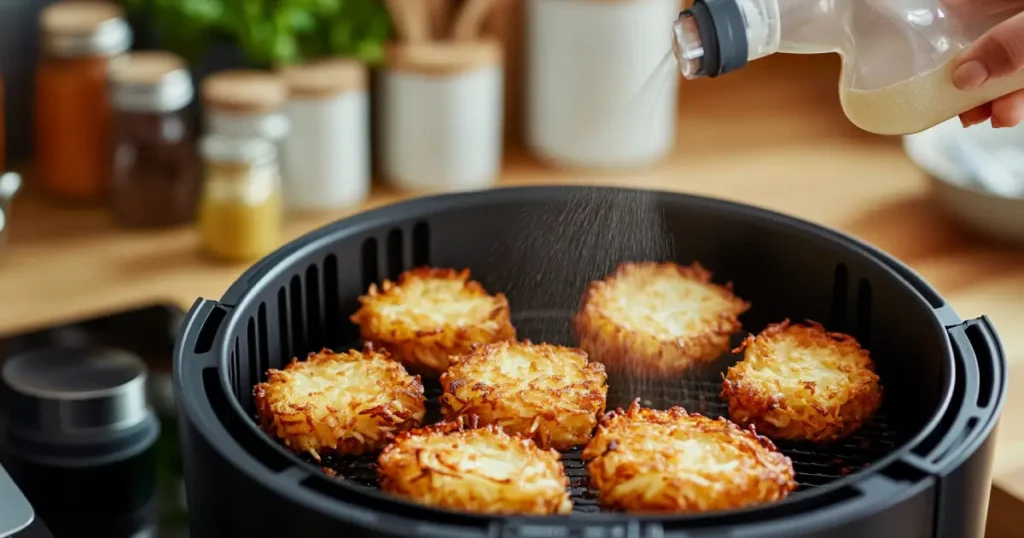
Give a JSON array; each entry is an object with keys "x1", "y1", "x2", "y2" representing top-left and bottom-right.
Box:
[{"x1": 198, "y1": 159, "x2": 283, "y2": 262}]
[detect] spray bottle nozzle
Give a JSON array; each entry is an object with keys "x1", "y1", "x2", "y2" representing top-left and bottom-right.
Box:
[{"x1": 675, "y1": 0, "x2": 749, "y2": 78}]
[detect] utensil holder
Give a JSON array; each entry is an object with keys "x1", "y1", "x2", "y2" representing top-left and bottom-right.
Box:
[
  {"x1": 379, "y1": 41, "x2": 504, "y2": 192},
  {"x1": 526, "y1": 0, "x2": 681, "y2": 169}
]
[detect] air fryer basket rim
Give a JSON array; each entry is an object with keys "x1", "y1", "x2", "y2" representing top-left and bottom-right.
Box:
[{"x1": 174, "y1": 185, "x2": 1007, "y2": 537}]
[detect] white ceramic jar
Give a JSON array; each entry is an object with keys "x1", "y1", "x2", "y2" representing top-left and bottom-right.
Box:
[
  {"x1": 281, "y1": 59, "x2": 370, "y2": 210},
  {"x1": 379, "y1": 41, "x2": 504, "y2": 192},
  {"x1": 526, "y1": 0, "x2": 681, "y2": 169}
]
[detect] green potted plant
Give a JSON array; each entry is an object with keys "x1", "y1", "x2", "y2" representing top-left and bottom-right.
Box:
[{"x1": 122, "y1": 0, "x2": 393, "y2": 70}]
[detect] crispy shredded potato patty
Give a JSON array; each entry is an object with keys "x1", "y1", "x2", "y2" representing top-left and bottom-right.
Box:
[
  {"x1": 350, "y1": 267, "x2": 516, "y2": 377},
  {"x1": 254, "y1": 347, "x2": 426, "y2": 460},
  {"x1": 723, "y1": 320, "x2": 883, "y2": 443},
  {"x1": 377, "y1": 418, "x2": 573, "y2": 515},
  {"x1": 582, "y1": 399, "x2": 796, "y2": 513},
  {"x1": 574, "y1": 261, "x2": 750, "y2": 378},
  {"x1": 440, "y1": 340, "x2": 608, "y2": 451}
]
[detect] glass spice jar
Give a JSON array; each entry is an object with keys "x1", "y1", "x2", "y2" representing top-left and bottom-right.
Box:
[
  {"x1": 34, "y1": 1, "x2": 131, "y2": 200},
  {"x1": 201, "y1": 69, "x2": 289, "y2": 147},
  {"x1": 197, "y1": 135, "x2": 283, "y2": 263},
  {"x1": 108, "y1": 51, "x2": 199, "y2": 228}
]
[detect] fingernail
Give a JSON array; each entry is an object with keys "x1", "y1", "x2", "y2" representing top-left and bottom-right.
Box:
[
  {"x1": 953, "y1": 60, "x2": 989, "y2": 90},
  {"x1": 992, "y1": 116, "x2": 1006, "y2": 128}
]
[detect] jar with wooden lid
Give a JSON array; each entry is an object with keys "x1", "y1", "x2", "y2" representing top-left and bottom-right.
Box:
[
  {"x1": 380, "y1": 41, "x2": 504, "y2": 192},
  {"x1": 281, "y1": 59, "x2": 370, "y2": 210},
  {"x1": 109, "y1": 51, "x2": 199, "y2": 228},
  {"x1": 201, "y1": 70, "x2": 289, "y2": 142},
  {"x1": 197, "y1": 134, "x2": 283, "y2": 263},
  {"x1": 34, "y1": 1, "x2": 132, "y2": 200}
]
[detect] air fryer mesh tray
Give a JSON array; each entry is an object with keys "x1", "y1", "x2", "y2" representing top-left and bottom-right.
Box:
[{"x1": 286, "y1": 314, "x2": 897, "y2": 514}]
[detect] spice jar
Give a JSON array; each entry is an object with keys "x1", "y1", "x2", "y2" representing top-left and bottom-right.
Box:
[
  {"x1": 201, "y1": 69, "x2": 289, "y2": 145},
  {"x1": 34, "y1": 1, "x2": 132, "y2": 200},
  {"x1": 280, "y1": 59, "x2": 370, "y2": 210},
  {"x1": 0, "y1": 172, "x2": 22, "y2": 249},
  {"x1": 197, "y1": 135, "x2": 283, "y2": 263},
  {"x1": 108, "y1": 51, "x2": 199, "y2": 228}
]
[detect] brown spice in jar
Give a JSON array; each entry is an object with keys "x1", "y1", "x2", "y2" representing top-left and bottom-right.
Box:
[{"x1": 111, "y1": 109, "x2": 199, "y2": 227}]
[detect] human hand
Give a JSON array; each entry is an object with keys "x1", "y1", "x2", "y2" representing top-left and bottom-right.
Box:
[{"x1": 951, "y1": 10, "x2": 1024, "y2": 128}]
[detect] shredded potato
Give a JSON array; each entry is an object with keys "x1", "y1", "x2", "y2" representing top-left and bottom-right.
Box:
[
  {"x1": 583, "y1": 399, "x2": 796, "y2": 513},
  {"x1": 350, "y1": 267, "x2": 516, "y2": 377},
  {"x1": 440, "y1": 340, "x2": 608, "y2": 451},
  {"x1": 574, "y1": 261, "x2": 750, "y2": 378},
  {"x1": 254, "y1": 347, "x2": 426, "y2": 460},
  {"x1": 377, "y1": 417, "x2": 573, "y2": 515},
  {"x1": 723, "y1": 320, "x2": 883, "y2": 443}
]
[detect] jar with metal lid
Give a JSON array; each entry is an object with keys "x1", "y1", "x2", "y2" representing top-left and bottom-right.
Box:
[
  {"x1": 34, "y1": 1, "x2": 132, "y2": 200},
  {"x1": 108, "y1": 51, "x2": 199, "y2": 228},
  {"x1": 281, "y1": 59, "x2": 371, "y2": 211},
  {"x1": 0, "y1": 172, "x2": 22, "y2": 248},
  {"x1": 197, "y1": 134, "x2": 283, "y2": 262},
  {"x1": 201, "y1": 69, "x2": 289, "y2": 142}
]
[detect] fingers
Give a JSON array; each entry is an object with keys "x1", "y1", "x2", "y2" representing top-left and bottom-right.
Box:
[
  {"x1": 960, "y1": 103, "x2": 993, "y2": 127},
  {"x1": 953, "y1": 11, "x2": 1024, "y2": 89},
  {"x1": 991, "y1": 89, "x2": 1024, "y2": 127}
]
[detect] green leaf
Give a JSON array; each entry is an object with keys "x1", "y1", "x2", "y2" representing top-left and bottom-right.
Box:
[{"x1": 124, "y1": 0, "x2": 393, "y2": 68}]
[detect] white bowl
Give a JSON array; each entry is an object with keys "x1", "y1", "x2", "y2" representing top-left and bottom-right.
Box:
[{"x1": 903, "y1": 119, "x2": 1024, "y2": 244}]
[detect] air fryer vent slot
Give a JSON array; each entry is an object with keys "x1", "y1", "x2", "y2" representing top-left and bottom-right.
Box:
[
  {"x1": 306, "y1": 264, "x2": 324, "y2": 351},
  {"x1": 831, "y1": 263, "x2": 849, "y2": 330},
  {"x1": 856, "y1": 278, "x2": 873, "y2": 347},
  {"x1": 387, "y1": 229, "x2": 404, "y2": 280},
  {"x1": 361, "y1": 238, "x2": 379, "y2": 290},
  {"x1": 412, "y1": 221, "x2": 431, "y2": 266}
]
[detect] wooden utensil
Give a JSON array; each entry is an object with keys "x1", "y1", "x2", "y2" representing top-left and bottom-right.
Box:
[
  {"x1": 383, "y1": 0, "x2": 412, "y2": 41},
  {"x1": 426, "y1": 0, "x2": 454, "y2": 40},
  {"x1": 451, "y1": 0, "x2": 497, "y2": 41},
  {"x1": 404, "y1": 0, "x2": 431, "y2": 42}
]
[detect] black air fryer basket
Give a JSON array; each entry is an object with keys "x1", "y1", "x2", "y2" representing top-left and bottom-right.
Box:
[{"x1": 174, "y1": 186, "x2": 1006, "y2": 538}]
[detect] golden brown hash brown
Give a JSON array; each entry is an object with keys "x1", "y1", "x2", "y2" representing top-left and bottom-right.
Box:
[
  {"x1": 573, "y1": 261, "x2": 750, "y2": 378},
  {"x1": 253, "y1": 347, "x2": 426, "y2": 460},
  {"x1": 350, "y1": 267, "x2": 517, "y2": 377},
  {"x1": 723, "y1": 319, "x2": 883, "y2": 443},
  {"x1": 440, "y1": 340, "x2": 608, "y2": 451},
  {"x1": 377, "y1": 417, "x2": 573, "y2": 515},
  {"x1": 582, "y1": 399, "x2": 796, "y2": 514}
]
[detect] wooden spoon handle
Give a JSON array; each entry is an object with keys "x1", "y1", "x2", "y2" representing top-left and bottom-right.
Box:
[
  {"x1": 384, "y1": 0, "x2": 411, "y2": 41},
  {"x1": 426, "y1": 0, "x2": 454, "y2": 40},
  {"x1": 451, "y1": 0, "x2": 496, "y2": 41},
  {"x1": 404, "y1": 0, "x2": 431, "y2": 43}
]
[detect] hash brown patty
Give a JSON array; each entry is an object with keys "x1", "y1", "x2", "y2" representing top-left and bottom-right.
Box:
[
  {"x1": 722, "y1": 320, "x2": 883, "y2": 443},
  {"x1": 254, "y1": 347, "x2": 426, "y2": 460},
  {"x1": 574, "y1": 261, "x2": 750, "y2": 378},
  {"x1": 440, "y1": 340, "x2": 608, "y2": 451},
  {"x1": 582, "y1": 399, "x2": 796, "y2": 513},
  {"x1": 350, "y1": 267, "x2": 516, "y2": 377},
  {"x1": 377, "y1": 417, "x2": 573, "y2": 515}
]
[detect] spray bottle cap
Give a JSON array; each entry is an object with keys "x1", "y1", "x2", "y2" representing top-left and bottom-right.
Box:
[{"x1": 679, "y1": 0, "x2": 749, "y2": 77}]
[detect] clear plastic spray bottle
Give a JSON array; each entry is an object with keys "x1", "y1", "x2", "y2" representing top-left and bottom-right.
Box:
[{"x1": 673, "y1": 0, "x2": 1024, "y2": 135}]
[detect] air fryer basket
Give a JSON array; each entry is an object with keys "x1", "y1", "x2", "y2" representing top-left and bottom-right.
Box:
[{"x1": 174, "y1": 186, "x2": 1006, "y2": 538}]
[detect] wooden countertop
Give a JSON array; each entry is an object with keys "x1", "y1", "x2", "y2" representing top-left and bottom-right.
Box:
[{"x1": 2, "y1": 54, "x2": 1024, "y2": 530}]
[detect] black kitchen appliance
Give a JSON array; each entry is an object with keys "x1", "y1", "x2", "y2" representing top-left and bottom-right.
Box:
[
  {"x1": 0, "y1": 304, "x2": 189, "y2": 538},
  {"x1": 174, "y1": 186, "x2": 1006, "y2": 538}
]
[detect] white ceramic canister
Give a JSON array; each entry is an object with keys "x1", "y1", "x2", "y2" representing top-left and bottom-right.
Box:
[
  {"x1": 526, "y1": 0, "x2": 681, "y2": 169},
  {"x1": 280, "y1": 59, "x2": 370, "y2": 210},
  {"x1": 379, "y1": 41, "x2": 504, "y2": 192}
]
